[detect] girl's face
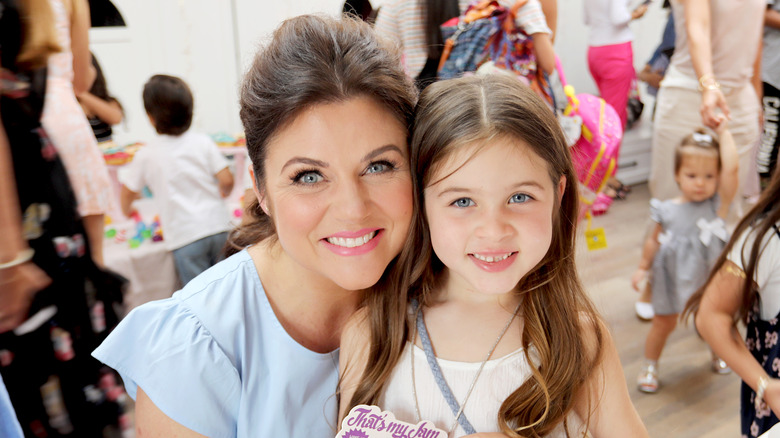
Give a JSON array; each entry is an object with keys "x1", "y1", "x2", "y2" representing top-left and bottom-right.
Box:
[
  {"x1": 257, "y1": 96, "x2": 413, "y2": 291},
  {"x1": 675, "y1": 154, "x2": 719, "y2": 203},
  {"x1": 424, "y1": 137, "x2": 565, "y2": 298}
]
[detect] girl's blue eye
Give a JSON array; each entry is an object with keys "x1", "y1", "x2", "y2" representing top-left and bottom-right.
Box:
[
  {"x1": 294, "y1": 171, "x2": 323, "y2": 184},
  {"x1": 510, "y1": 193, "x2": 531, "y2": 203},
  {"x1": 453, "y1": 198, "x2": 475, "y2": 208}
]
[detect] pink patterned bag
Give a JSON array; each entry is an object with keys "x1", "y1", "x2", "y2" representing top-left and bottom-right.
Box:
[
  {"x1": 564, "y1": 87, "x2": 622, "y2": 196},
  {"x1": 553, "y1": 58, "x2": 622, "y2": 217}
]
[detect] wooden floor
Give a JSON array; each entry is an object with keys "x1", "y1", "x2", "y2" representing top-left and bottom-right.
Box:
[{"x1": 576, "y1": 183, "x2": 741, "y2": 437}]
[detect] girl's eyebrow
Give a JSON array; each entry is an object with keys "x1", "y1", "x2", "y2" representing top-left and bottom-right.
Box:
[{"x1": 434, "y1": 181, "x2": 545, "y2": 198}]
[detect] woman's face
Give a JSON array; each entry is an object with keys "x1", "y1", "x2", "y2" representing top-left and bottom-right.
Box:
[{"x1": 258, "y1": 96, "x2": 413, "y2": 291}]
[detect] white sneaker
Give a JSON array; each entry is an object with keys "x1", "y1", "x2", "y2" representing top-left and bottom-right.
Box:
[{"x1": 635, "y1": 301, "x2": 654, "y2": 321}]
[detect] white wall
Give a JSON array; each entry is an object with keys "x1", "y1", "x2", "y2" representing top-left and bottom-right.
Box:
[{"x1": 90, "y1": 0, "x2": 672, "y2": 145}]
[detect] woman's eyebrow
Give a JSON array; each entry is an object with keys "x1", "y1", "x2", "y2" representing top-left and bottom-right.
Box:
[
  {"x1": 362, "y1": 144, "x2": 404, "y2": 162},
  {"x1": 280, "y1": 157, "x2": 328, "y2": 174}
]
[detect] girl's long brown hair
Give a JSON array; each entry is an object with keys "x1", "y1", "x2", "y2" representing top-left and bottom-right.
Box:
[
  {"x1": 683, "y1": 166, "x2": 780, "y2": 326},
  {"x1": 17, "y1": 0, "x2": 62, "y2": 68},
  {"x1": 347, "y1": 75, "x2": 605, "y2": 436}
]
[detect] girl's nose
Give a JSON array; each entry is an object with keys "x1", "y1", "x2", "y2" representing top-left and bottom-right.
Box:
[{"x1": 475, "y1": 208, "x2": 513, "y2": 240}]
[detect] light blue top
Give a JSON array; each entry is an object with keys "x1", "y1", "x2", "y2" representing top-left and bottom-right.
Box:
[
  {"x1": 0, "y1": 373, "x2": 23, "y2": 438},
  {"x1": 93, "y1": 250, "x2": 340, "y2": 437}
]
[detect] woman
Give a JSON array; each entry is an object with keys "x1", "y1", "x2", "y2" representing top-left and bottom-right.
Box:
[
  {"x1": 1, "y1": 0, "x2": 127, "y2": 436},
  {"x1": 92, "y1": 15, "x2": 417, "y2": 437},
  {"x1": 40, "y1": 0, "x2": 113, "y2": 266},
  {"x1": 649, "y1": 0, "x2": 764, "y2": 210},
  {"x1": 583, "y1": 0, "x2": 648, "y2": 130}
]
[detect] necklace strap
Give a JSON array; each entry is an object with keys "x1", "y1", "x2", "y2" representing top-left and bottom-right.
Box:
[{"x1": 412, "y1": 299, "x2": 478, "y2": 435}]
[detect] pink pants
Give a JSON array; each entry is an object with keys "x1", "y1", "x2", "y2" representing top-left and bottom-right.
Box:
[{"x1": 587, "y1": 41, "x2": 635, "y2": 129}]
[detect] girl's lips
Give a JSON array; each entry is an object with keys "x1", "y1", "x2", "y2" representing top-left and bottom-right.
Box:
[{"x1": 468, "y1": 252, "x2": 518, "y2": 272}]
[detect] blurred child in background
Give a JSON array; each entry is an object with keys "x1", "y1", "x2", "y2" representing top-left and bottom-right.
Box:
[
  {"x1": 78, "y1": 53, "x2": 123, "y2": 145},
  {"x1": 119, "y1": 75, "x2": 234, "y2": 286},
  {"x1": 632, "y1": 124, "x2": 738, "y2": 393}
]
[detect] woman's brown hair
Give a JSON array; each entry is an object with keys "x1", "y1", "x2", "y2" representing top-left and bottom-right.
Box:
[
  {"x1": 684, "y1": 166, "x2": 780, "y2": 326},
  {"x1": 346, "y1": 74, "x2": 605, "y2": 436},
  {"x1": 225, "y1": 14, "x2": 417, "y2": 256},
  {"x1": 16, "y1": 0, "x2": 62, "y2": 68}
]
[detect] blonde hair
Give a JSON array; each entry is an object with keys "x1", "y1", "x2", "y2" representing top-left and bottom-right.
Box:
[
  {"x1": 347, "y1": 75, "x2": 605, "y2": 436},
  {"x1": 674, "y1": 128, "x2": 721, "y2": 174},
  {"x1": 16, "y1": 0, "x2": 62, "y2": 68}
]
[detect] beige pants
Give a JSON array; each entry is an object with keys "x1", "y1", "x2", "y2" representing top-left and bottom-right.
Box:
[{"x1": 650, "y1": 84, "x2": 760, "y2": 217}]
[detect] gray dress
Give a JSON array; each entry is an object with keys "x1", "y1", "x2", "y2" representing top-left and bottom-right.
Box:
[{"x1": 650, "y1": 196, "x2": 727, "y2": 315}]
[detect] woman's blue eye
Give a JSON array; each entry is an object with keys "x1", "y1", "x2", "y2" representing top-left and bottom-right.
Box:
[
  {"x1": 294, "y1": 171, "x2": 323, "y2": 184},
  {"x1": 453, "y1": 198, "x2": 475, "y2": 208},
  {"x1": 510, "y1": 193, "x2": 531, "y2": 203},
  {"x1": 365, "y1": 160, "x2": 395, "y2": 174}
]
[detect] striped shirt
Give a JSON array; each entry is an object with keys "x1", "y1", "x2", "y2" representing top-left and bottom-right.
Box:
[{"x1": 375, "y1": 0, "x2": 551, "y2": 79}]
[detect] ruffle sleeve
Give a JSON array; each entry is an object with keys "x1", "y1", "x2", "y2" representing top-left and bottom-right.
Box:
[
  {"x1": 649, "y1": 198, "x2": 664, "y2": 226},
  {"x1": 92, "y1": 298, "x2": 241, "y2": 438}
]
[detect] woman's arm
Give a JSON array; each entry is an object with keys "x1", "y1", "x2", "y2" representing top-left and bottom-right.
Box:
[
  {"x1": 78, "y1": 91, "x2": 123, "y2": 125},
  {"x1": 695, "y1": 262, "x2": 780, "y2": 415},
  {"x1": 681, "y1": 0, "x2": 730, "y2": 128},
  {"x1": 68, "y1": 0, "x2": 95, "y2": 94},
  {"x1": 135, "y1": 387, "x2": 208, "y2": 437},
  {"x1": 0, "y1": 104, "x2": 51, "y2": 333},
  {"x1": 575, "y1": 318, "x2": 649, "y2": 437},
  {"x1": 714, "y1": 125, "x2": 739, "y2": 218}
]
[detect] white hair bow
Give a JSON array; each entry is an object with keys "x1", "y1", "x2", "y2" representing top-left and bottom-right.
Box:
[
  {"x1": 697, "y1": 217, "x2": 727, "y2": 247},
  {"x1": 692, "y1": 132, "x2": 712, "y2": 143}
]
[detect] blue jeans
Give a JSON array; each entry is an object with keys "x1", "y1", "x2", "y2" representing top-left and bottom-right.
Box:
[{"x1": 172, "y1": 232, "x2": 228, "y2": 286}]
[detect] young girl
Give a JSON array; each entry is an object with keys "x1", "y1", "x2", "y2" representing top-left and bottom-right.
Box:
[
  {"x1": 631, "y1": 124, "x2": 739, "y2": 393},
  {"x1": 683, "y1": 157, "x2": 780, "y2": 437},
  {"x1": 339, "y1": 74, "x2": 647, "y2": 437},
  {"x1": 78, "y1": 53, "x2": 123, "y2": 145}
]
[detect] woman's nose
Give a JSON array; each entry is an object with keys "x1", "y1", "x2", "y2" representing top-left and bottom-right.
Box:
[{"x1": 333, "y1": 178, "x2": 370, "y2": 221}]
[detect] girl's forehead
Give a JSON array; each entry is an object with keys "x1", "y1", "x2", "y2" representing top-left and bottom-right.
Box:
[{"x1": 426, "y1": 137, "x2": 551, "y2": 187}]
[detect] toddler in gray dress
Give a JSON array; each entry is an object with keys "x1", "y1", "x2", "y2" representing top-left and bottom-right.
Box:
[{"x1": 631, "y1": 124, "x2": 738, "y2": 393}]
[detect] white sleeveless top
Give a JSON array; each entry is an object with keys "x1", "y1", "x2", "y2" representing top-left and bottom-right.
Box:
[{"x1": 379, "y1": 342, "x2": 585, "y2": 437}]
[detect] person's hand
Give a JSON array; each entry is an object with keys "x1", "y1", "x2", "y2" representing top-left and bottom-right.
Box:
[
  {"x1": 700, "y1": 88, "x2": 730, "y2": 129},
  {"x1": 0, "y1": 262, "x2": 51, "y2": 333},
  {"x1": 631, "y1": 269, "x2": 648, "y2": 292},
  {"x1": 638, "y1": 65, "x2": 663, "y2": 89},
  {"x1": 632, "y1": 3, "x2": 648, "y2": 19},
  {"x1": 763, "y1": 378, "x2": 780, "y2": 418}
]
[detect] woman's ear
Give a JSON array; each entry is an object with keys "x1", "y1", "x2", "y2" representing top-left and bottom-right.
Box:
[
  {"x1": 249, "y1": 166, "x2": 270, "y2": 216},
  {"x1": 558, "y1": 175, "x2": 567, "y2": 200}
]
